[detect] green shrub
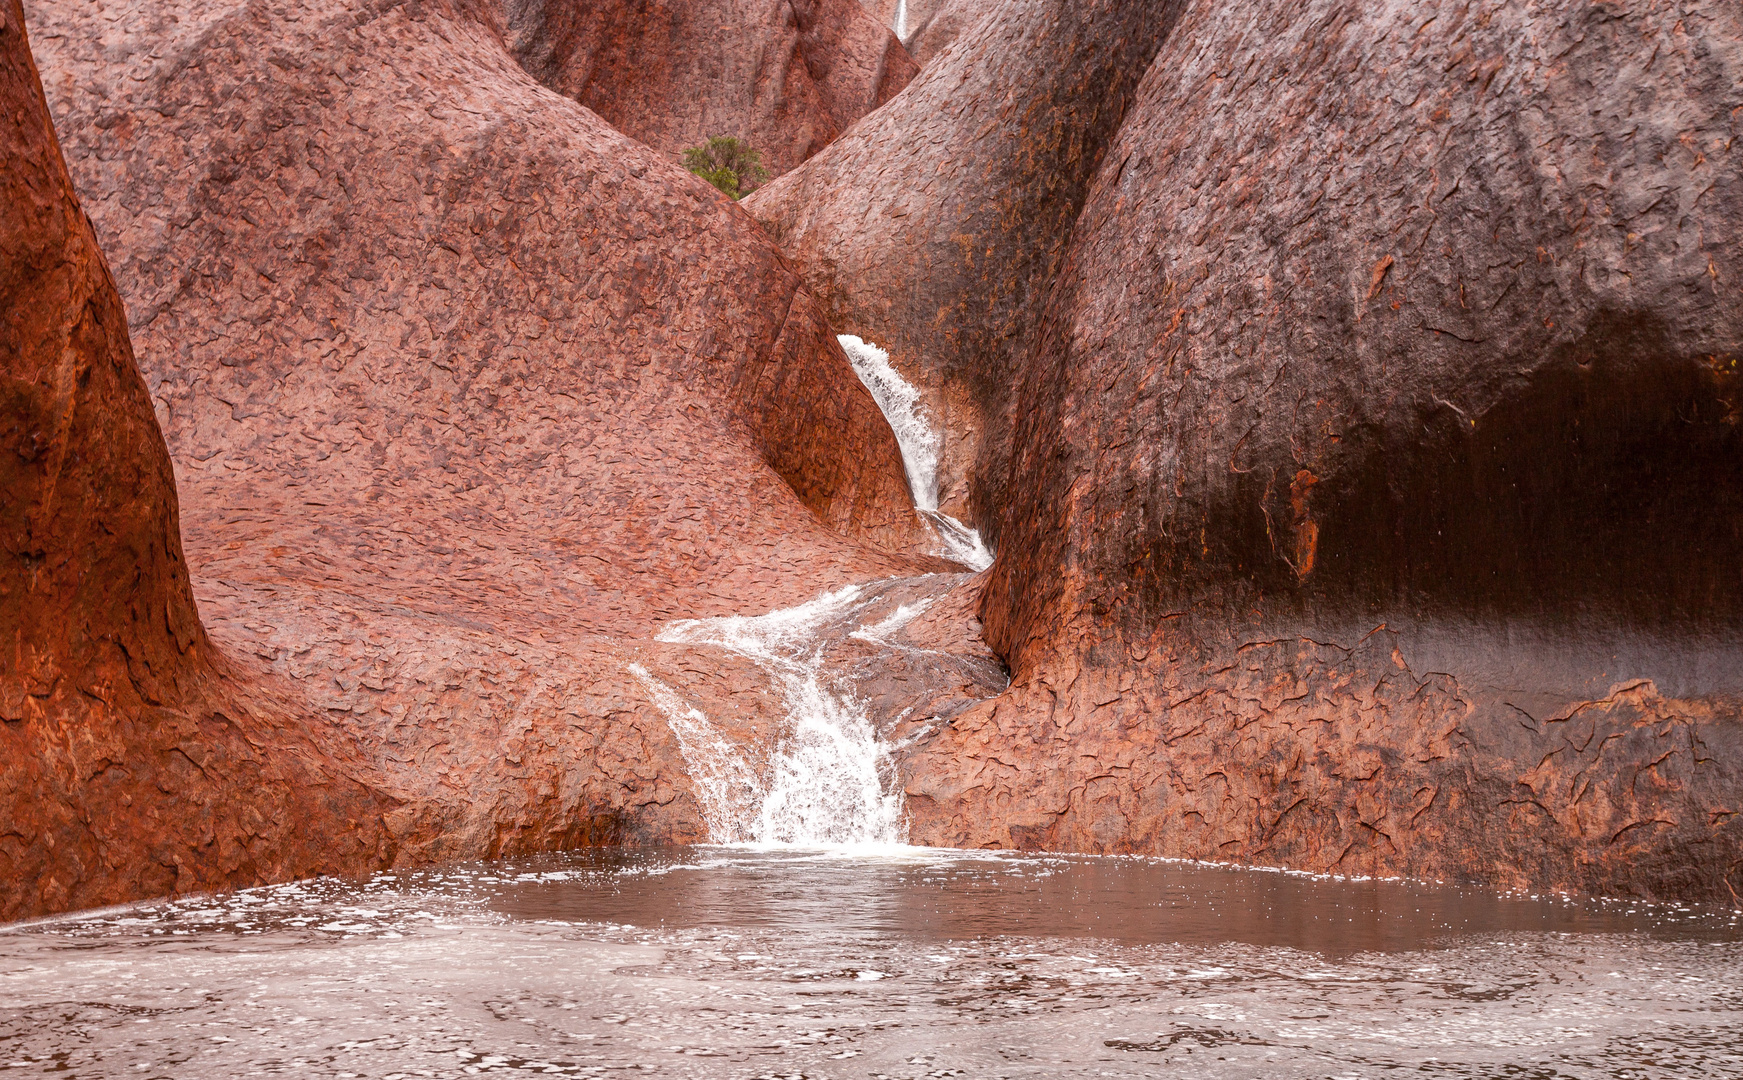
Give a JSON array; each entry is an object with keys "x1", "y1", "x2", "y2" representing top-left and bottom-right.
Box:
[{"x1": 682, "y1": 137, "x2": 770, "y2": 200}]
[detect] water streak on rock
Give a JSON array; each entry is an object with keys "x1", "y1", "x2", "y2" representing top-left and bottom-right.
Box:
[{"x1": 627, "y1": 663, "x2": 764, "y2": 842}]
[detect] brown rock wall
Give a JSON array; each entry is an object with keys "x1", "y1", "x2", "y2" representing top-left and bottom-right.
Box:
[
  {"x1": 504, "y1": 0, "x2": 917, "y2": 180},
  {"x1": 17, "y1": 0, "x2": 1741, "y2": 912},
  {"x1": 25, "y1": 0, "x2": 935, "y2": 886},
  {"x1": 905, "y1": 0, "x2": 1743, "y2": 901},
  {"x1": 1, "y1": 0, "x2": 396, "y2": 921}
]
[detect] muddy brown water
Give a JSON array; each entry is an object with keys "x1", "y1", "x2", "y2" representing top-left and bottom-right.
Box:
[{"x1": 3, "y1": 847, "x2": 1740, "y2": 1078}]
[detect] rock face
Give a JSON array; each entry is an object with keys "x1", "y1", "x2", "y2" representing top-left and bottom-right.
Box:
[
  {"x1": 17, "y1": 0, "x2": 1743, "y2": 914},
  {"x1": 504, "y1": 0, "x2": 917, "y2": 180},
  {"x1": 0, "y1": 0, "x2": 396, "y2": 921},
  {"x1": 25, "y1": 0, "x2": 934, "y2": 888},
  {"x1": 905, "y1": 0, "x2": 1743, "y2": 901},
  {"x1": 855, "y1": 0, "x2": 958, "y2": 63},
  {"x1": 897, "y1": 0, "x2": 988, "y2": 66},
  {"x1": 745, "y1": 0, "x2": 1184, "y2": 526}
]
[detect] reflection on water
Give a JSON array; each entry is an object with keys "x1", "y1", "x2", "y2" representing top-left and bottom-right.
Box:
[{"x1": 2, "y1": 847, "x2": 1740, "y2": 1078}]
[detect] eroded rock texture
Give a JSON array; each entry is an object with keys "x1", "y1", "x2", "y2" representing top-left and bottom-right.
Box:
[
  {"x1": 504, "y1": 0, "x2": 916, "y2": 180},
  {"x1": 898, "y1": 0, "x2": 989, "y2": 66},
  {"x1": 746, "y1": 0, "x2": 1183, "y2": 525},
  {"x1": 1, "y1": 0, "x2": 395, "y2": 921},
  {"x1": 905, "y1": 0, "x2": 1743, "y2": 901},
  {"x1": 855, "y1": 0, "x2": 961, "y2": 64},
  {"x1": 27, "y1": 0, "x2": 934, "y2": 879}
]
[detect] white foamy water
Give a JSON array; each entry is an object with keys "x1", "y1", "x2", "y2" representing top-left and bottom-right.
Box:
[
  {"x1": 838, "y1": 334, "x2": 940, "y2": 508},
  {"x1": 921, "y1": 507, "x2": 994, "y2": 569},
  {"x1": 849, "y1": 597, "x2": 934, "y2": 645},
  {"x1": 838, "y1": 333, "x2": 994, "y2": 570},
  {"x1": 648, "y1": 586, "x2": 907, "y2": 847},
  {"x1": 626, "y1": 663, "x2": 763, "y2": 842}
]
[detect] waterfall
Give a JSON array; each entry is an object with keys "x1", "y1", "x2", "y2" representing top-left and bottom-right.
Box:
[
  {"x1": 894, "y1": 0, "x2": 908, "y2": 41},
  {"x1": 638, "y1": 586, "x2": 907, "y2": 847},
  {"x1": 627, "y1": 662, "x2": 764, "y2": 842},
  {"x1": 630, "y1": 337, "x2": 995, "y2": 848},
  {"x1": 837, "y1": 334, "x2": 994, "y2": 570}
]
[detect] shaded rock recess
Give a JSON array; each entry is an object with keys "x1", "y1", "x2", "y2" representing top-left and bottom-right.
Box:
[{"x1": 901, "y1": 0, "x2": 1743, "y2": 903}]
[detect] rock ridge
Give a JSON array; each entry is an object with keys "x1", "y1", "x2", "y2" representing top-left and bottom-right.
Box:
[{"x1": 1, "y1": 0, "x2": 398, "y2": 921}]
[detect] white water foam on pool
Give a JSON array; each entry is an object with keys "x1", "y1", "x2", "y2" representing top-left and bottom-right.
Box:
[
  {"x1": 838, "y1": 333, "x2": 994, "y2": 570},
  {"x1": 649, "y1": 586, "x2": 907, "y2": 847}
]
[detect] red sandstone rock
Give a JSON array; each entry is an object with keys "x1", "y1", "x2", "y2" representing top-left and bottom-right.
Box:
[
  {"x1": 24, "y1": 0, "x2": 935, "y2": 893},
  {"x1": 504, "y1": 0, "x2": 917, "y2": 181},
  {"x1": 0, "y1": 0, "x2": 397, "y2": 921},
  {"x1": 904, "y1": 0, "x2": 1743, "y2": 902},
  {"x1": 855, "y1": 0, "x2": 960, "y2": 64},
  {"x1": 898, "y1": 0, "x2": 987, "y2": 66},
  {"x1": 19, "y1": 0, "x2": 1742, "y2": 915},
  {"x1": 745, "y1": 0, "x2": 1182, "y2": 525}
]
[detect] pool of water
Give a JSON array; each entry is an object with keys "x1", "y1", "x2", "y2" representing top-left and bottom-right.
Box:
[{"x1": 3, "y1": 847, "x2": 1740, "y2": 1078}]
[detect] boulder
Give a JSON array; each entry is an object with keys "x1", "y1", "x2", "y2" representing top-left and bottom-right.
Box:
[
  {"x1": 745, "y1": 0, "x2": 1184, "y2": 527},
  {"x1": 26, "y1": 0, "x2": 933, "y2": 878},
  {"x1": 906, "y1": 0, "x2": 1743, "y2": 901},
  {"x1": 504, "y1": 0, "x2": 917, "y2": 180},
  {"x1": 0, "y1": 0, "x2": 396, "y2": 921}
]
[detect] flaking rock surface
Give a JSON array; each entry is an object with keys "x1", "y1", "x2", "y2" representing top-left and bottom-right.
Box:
[
  {"x1": 504, "y1": 0, "x2": 916, "y2": 180},
  {"x1": 746, "y1": 0, "x2": 1183, "y2": 526},
  {"x1": 27, "y1": 0, "x2": 936, "y2": 880},
  {"x1": 905, "y1": 0, "x2": 1743, "y2": 902},
  {"x1": 893, "y1": 0, "x2": 991, "y2": 66},
  {"x1": 1, "y1": 0, "x2": 396, "y2": 921}
]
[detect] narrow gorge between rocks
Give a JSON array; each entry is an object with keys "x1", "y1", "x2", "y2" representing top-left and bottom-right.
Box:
[{"x1": 5, "y1": 0, "x2": 1743, "y2": 1074}]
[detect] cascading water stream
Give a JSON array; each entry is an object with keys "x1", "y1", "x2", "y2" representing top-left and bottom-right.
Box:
[
  {"x1": 628, "y1": 337, "x2": 992, "y2": 848},
  {"x1": 837, "y1": 334, "x2": 994, "y2": 571},
  {"x1": 630, "y1": 586, "x2": 908, "y2": 847}
]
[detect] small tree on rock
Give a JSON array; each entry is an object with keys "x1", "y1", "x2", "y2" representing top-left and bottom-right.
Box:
[{"x1": 682, "y1": 137, "x2": 770, "y2": 199}]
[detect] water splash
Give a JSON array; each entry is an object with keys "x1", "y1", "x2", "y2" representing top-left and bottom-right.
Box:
[
  {"x1": 838, "y1": 334, "x2": 994, "y2": 570},
  {"x1": 849, "y1": 597, "x2": 934, "y2": 645},
  {"x1": 627, "y1": 663, "x2": 763, "y2": 842},
  {"x1": 649, "y1": 586, "x2": 907, "y2": 846},
  {"x1": 920, "y1": 509, "x2": 993, "y2": 571}
]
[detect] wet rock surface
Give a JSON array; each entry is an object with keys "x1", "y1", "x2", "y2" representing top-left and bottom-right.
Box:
[
  {"x1": 745, "y1": 0, "x2": 1182, "y2": 526},
  {"x1": 505, "y1": 0, "x2": 916, "y2": 180},
  {"x1": 896, "y1": 0, "x2": 991, "y2": 66},
  {"x1": 908, "y1": 0, "x2": 1743, "y2": 901},
  {"x1": 856, "y1": 0, "x2": 960, "y2": 64},
  {"x1": 19, "y1": 0, "x2": 940, "y2": 910},
  {"x1": 0, "y1": 0, "x2": 396, "y2": 921}
]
